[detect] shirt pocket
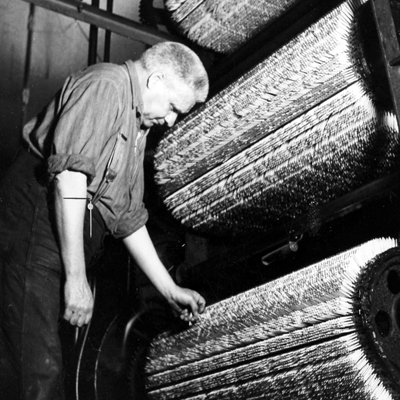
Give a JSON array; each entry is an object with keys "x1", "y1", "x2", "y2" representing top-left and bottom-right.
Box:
[
  {"x1": 106, "y1": 132, "x2": 127, "y2": 180},
  {"x1": 92, "y1": 132, "x2": 127, "y2": 204}
]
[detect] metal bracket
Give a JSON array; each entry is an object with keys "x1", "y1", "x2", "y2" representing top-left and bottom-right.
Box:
[
  {"x1": 371, "y1": 0, "x2": 400, "y2": 128},
  {"x1": 20, "y1": 0, "x2": 182, "y2": 45},
  {"x1": 261, "y1": 234, "x2": 303, "y2": 266}
]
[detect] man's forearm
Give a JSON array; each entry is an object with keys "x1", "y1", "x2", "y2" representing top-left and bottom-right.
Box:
[
  {"x1": 54, "y1": 170, "x2": 93, "y2": 326},
  {"x1": 54, "y1": 170, "x2": 87, "y2": 275},
  {"x1": 123, "y1": 225, "x2": 177, "y2": 298},
  {"x1": 123, "y1": 226, "x2": 206, "y2": 320}
]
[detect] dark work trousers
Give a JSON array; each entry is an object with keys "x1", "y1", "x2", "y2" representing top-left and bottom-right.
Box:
[{"x1": 0, "y1": 148, "x2": 106, "y2": 400}]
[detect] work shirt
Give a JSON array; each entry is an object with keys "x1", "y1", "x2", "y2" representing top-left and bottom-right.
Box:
[{"x1": 22, "y1": 60, "x2": 149, "y2": 238}]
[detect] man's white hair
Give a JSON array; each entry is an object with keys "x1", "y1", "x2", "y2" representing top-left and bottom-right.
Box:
[{"x1": 140, "y1": 42, "x2": 209, "y2": 103}]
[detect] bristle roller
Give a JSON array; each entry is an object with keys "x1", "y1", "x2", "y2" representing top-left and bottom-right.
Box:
[
  {"x1": 137, "y1": 238, "x2": 400, "y2": 400},
  {"x1": 155, "y1": 0, "x2": 400, "y2": 237}
]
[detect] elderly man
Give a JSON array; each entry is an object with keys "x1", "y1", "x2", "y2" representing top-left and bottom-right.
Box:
[{"x1": 0, "y1": 41, "x2": 208, "y2": 399}]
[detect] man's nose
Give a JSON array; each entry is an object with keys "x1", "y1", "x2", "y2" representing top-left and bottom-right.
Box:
[{"x1": 165, "y1": 112, "x2": 178, "y2": 127}]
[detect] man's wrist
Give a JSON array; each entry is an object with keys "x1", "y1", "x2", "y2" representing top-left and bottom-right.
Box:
[
  {"x1": 64, "y1": 262, "x2": 87, "y2": 280},
  {"x1": 159, "y1": 280, "x2": 179, "y2": 299}
]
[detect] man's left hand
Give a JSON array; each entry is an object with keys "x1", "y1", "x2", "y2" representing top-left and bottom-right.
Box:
[{"x1": 166, "y1": 286, "x2": 206, "y2": 323}]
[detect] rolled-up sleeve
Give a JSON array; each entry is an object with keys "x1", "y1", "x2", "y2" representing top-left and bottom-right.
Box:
[
  {"x1": 47, "y1": 76, "x2": 120, "y2": 184},
  {"x1": 48, "y1": 154, "x2": 96, "y2": 182},
  {"x1": 113, "y1": 203, "x2": 149, "y2": 239}
]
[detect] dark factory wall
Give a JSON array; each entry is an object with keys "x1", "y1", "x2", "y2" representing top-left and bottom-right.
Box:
[
  {"x1": 0, "y1": 0, "x2": 147, "y2": 174},
  {"x1": 0, "y1": 1, "x2": 28, "y2": 172}
]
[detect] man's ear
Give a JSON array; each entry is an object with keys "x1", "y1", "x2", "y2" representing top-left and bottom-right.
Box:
[{"x1": 147, "y1": 72, "x2": 164, "y2": 89}]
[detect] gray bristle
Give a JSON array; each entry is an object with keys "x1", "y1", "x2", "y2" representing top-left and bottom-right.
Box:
[
  {"x1": 165, "y1": 0, "x2": 304, "y2": 53},
  {"x1": 154, "y1": 0, "x2": 400, "y2": 236},
  {"x1": 142, "y1": 238, "x2": 400, "y2": 400}
]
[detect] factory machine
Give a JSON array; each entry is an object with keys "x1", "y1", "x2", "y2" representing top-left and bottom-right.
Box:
[{"x1": 23, "y1": 0, "x2": 400, "y2": 398}]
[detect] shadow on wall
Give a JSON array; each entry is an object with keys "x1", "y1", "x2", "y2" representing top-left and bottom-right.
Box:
[
  {"x1": 0, "y1": 1, "x2": 90, "y2": 174},
  {"x1": 0, "y1": 1, "x2": 26, "y2": 174}
]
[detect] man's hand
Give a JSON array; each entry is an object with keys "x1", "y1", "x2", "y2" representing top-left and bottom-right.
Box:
[
  {"x1": 166, "y1": 286, "x2": 206, "y2": 323},
  {"x1": 63, "y1": 275, "x2": 94, "y2": 327},
  {"x1": 123, "y1": 226, "x2": 207, "y2": 325}
]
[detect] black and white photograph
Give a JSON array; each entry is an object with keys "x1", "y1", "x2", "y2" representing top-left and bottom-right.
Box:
[{"x1": 1, "y1": 0, "x2": 400, "y2": 399}]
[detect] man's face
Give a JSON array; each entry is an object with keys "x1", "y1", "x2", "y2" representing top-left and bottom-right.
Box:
[{"x1": 141, "y1": 72, "x2": 196, "y2": 129}]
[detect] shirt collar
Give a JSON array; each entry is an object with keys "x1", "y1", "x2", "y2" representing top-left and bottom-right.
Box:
[{"x1": 124, "y1": 60, "x2": 144, "y2": 118}]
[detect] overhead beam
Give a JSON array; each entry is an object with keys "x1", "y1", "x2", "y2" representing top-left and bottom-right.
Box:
[{"x1": 20, "y1": 0, "x2": 182, "y2": 46}]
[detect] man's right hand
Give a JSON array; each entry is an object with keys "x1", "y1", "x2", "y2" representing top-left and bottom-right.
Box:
[{"x1": 63, "y1": 276, "x2": 94, "y2": 327}]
